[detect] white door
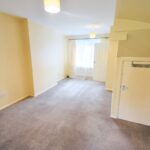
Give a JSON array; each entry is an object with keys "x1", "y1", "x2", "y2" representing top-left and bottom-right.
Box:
[
  {"x1": 93, "y1": 41, "x2": 108, "y2": 82},
  {"x1": 119, "y1": 61, "x2": 150, "y2": 126}
]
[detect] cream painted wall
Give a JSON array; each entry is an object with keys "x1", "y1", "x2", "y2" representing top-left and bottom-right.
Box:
[
  {"x1": 111, "y1": 19, "x2": 150, "y2": 57},
  {"x1": 27, "y1": 20, "x2": 66, "y2": 96},
  {"x1": 105, "y1": 40, "x2": 118, "y2": 91},
  {"x1": 112, "y1": 19, "x2": 150, "y2": 32},
  {"x1": 116, "y1": 0, "x2": 150, "y2": 23},
  {"x1": 118, "y1": 29, "x2": 150, "y2": 57},
  {"x1": 0, "y1": 13, "x2": 33, "y2": 109}
]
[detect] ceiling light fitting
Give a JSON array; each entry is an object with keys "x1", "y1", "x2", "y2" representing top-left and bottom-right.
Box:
[
  {"x1": 44, "y1": 0, "x2": 60, "y2": 14},
  {"x1": 90, "y1": 32, "x2": 96, "y2": 39}
]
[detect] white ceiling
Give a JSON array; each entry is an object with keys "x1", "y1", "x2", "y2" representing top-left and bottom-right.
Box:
[{"x1": 0, "y1": 0, "x2": 116, "y2": 35}]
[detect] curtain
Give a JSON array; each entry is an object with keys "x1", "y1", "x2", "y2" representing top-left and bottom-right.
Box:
[
  {"x1": 68, "y1": 40, "x2": 76, "y2": 76},
  {"x1": 68, "y1": 39, "x2": 100, "y2": 79}
]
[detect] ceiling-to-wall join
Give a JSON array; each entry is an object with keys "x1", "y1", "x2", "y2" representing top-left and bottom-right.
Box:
[{"x1": 0, "y1": 0, "x2": 116, "y2": 35}]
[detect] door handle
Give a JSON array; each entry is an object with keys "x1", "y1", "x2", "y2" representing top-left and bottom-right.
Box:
[{"x1": 121, "y1": 85, "x2": 128, "y2": 91}]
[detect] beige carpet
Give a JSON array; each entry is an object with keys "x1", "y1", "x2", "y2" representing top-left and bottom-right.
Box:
[{"x1": 0, "y1": 79, "x2": 150, "y2": 150}]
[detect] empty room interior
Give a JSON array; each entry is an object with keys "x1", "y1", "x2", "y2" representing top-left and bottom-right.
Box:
[{"x1": 0, "y1": 0, "x2": 150, "y2": 150}]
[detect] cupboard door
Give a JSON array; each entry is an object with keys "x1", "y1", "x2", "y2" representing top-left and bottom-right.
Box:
[{"x1": 119, "y1": 61, "x2": 150, "y2": 126}]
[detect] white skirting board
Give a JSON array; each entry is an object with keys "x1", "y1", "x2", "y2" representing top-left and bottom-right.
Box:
[
  {"x1": 33, "y1": 77, "x2": 66, "y2": 97},
  {"x1": 0, "y1": 77, "x2": 67, "y2": 111},
  {"x1": 33, "y1": 82, "x2": 58, "y2": 97},
  {"x1": 0, "y1": 83, "x2": 58, "y2": 110},
  {"x1": 0, "y1": 95, "x2": 29, "y2": 111}
]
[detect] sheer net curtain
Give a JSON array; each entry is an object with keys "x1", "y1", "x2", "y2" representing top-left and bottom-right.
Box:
[{"x1": 68, "y1": 39, "x2": 100, "y2": 79}]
